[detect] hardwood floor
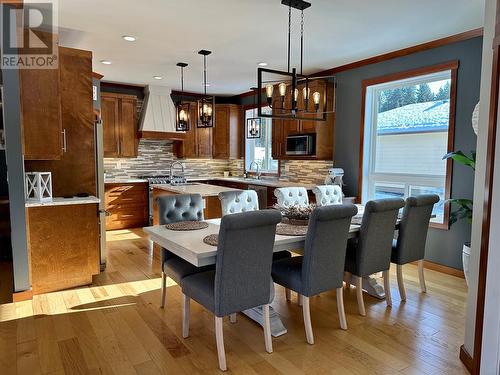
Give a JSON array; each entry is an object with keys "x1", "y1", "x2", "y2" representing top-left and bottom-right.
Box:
[{"x1": 0, "y1": 228, "x2": 469, "y2": 374}]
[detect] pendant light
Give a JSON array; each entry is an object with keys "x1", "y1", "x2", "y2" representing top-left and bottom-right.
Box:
[
  {"x1": 257, "y1": 0, "x2": 336, "y2": 122},
  {"x1": 175, "y1": 62, "x2": 190, "y2": 131},
  {"x1": 246, "y1": 87, "x2": 261, "y2": 139},
  {"x1": 197, "y1": 50, "x2": 215, "y2": 128}
]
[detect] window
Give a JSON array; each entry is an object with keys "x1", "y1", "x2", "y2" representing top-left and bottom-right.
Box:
[
  {"x1": 361, "y1": 63, "x2": 457, "y2": 228},
  {"x1": 245, "y1": 106, "x2": 278, "y2": 174}
]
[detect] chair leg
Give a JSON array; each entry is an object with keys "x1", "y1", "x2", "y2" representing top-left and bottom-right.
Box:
[
  {"x1": 160, "y1": 271, "x2": 167, "y2": 308},
  {"x1": 298, "y1": 293, "x2": 303, "y2": 306},
  {"x1": 396, "y1": 264, "x2": 406, "y2": 301},
  {"x1": 182, "y1": 294, "x2": 190, "y2": 338},
  {"x1": 262, "y1": 304, "x2": 273, "y2": 353},
  {"x1": 215, "y1": 316, "x2": 227, "y2": 371},
  {"x1": 229, "y1": 313, "x2": 237, "y2": 323},
  {"x1": 302, "y1": 296, "x2": 314, "y2": 344},
  {"x1": 383, "y1": 270, "x2": 392, "y2": 307},
  {"x1": 418, "y1": 259, "x2": 427, "y2": 293},
  {"x1": 285, "y1": 288, "x2": 291, "y2": 301},
  {"x1": 344, "y1": 271, "x2": 352, "y2": 288},
  {"x1": 355, "y1": 276, "x2": 366, "y2": 316},
  {"x1": 336, "y1": 287, "x2": 348, "y2": 330}
]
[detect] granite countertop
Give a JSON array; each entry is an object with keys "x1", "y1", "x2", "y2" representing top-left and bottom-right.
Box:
[
  {"x1": 105, "y1": 178, "x2": 147, "y2": 184},
  {"x1": 189, "y1": 177, "x2": 318, "y2": 190},
  {"x1": 104, "y1": 176, "x2": 319, "y2": 189},
  {"x1": 25, "y1": 196, "x2": 100, "y2": 208},
  {"x1": 151, "y1": 183, "x2": 242, "y2": 197}
]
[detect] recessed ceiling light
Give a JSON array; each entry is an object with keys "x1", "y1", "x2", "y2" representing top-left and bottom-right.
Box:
[
  {"x1": 204, "y1": 83, "x2": 210, "y2": 87},
  {"x1": 100, "y1": 60, "x2": 112, "y2": 65},
  {"x1": 153, "y1": 76, "x2": 163, "y2": 80},
  {"x1": 122, "y1": 35, "x2": 136, "y2": 42},
  {"x1": 258, "y1": 62, "x2": 268, "y2": 67}
]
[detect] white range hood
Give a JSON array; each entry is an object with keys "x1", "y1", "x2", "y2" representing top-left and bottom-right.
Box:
[{"x1": 139, "y1": 85, "x2": 182, "y2": 136}]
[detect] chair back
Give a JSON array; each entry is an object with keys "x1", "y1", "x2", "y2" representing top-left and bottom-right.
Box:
[
  {"x1": 393, "y1": 194, "x2": 439, "y2": 264},
  {"x1": 313, "y1": 185, "x2": 343, "y2": 206},
  {"x1": 302, "y1": 204, "x2": 358, "y2": 296},
  {"x1": 157, "y1": 193, "x2": 204, "y2": 224},
  {"x1": 218, "y1": 190, "x2": 259, "y2": 216},
  {"x1": 356, "y1": 198, "x2": 405, "y2": 276},
  {"x1": 274, "y1": 187, "x2": 309, "y2": 208},
  {"x1": 214, "y1": 209, "x2": 281, "y2": 317}
]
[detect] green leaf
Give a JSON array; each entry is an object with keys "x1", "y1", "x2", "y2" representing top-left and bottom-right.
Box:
[{"x1": 442, "y1": 151, "x2": 476, "y2": 170}]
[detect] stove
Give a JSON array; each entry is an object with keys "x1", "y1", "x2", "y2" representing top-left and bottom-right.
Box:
[{"x1": 138, "y1": 175, "x2": 171, "y2": 224}]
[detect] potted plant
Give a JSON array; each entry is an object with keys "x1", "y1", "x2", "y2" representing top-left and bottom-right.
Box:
[{"x1": 442, "y1": 102, "x2": 479, "y2": 286}]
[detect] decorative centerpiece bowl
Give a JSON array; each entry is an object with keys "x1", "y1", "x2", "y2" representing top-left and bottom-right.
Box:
[{"x1": 275, "y1": 204, "x2": 317, "y2": 226}]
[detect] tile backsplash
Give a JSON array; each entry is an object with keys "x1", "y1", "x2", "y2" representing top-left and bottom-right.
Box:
[{"x1": 104, "y1": 139, "x2": 332, "y2": 184}]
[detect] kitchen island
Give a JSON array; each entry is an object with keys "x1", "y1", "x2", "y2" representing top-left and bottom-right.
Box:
[{"x1": 151, "y1": 182, "x2": 242, "y2": 223}]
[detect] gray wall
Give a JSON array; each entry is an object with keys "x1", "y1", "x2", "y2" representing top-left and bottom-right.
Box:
[{"x1": 334, "y1": 36, "x2": 482, "y2": 270}]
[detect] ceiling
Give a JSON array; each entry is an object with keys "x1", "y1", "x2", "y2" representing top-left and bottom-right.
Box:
[{"x1": 58, "y1": 0, "x2": 485, "y2": 96}]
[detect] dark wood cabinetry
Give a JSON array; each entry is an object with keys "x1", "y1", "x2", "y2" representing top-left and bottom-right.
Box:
[
  {"x1": 20, "y1": 67, "x2": 63, "y2": 160},
  {"x1": 270, "y1": 79, "x2": 334, "y2": 160},
  {"x1": 27, "y1": 203, "x2": 100, "y2": 294},
  {"x1": 213, "y1": 104, "x2": 241, "y2": 159},
  {"x1": 24, "y1": 47, "x2": 96, "y2": 197},
  {"x1": 105, "y1": 182, "x2": 148, "y2": 230},
  {"x1": 101, "y1": 92, "x2": 138, "y2": 158},
  {"x1": 174, "y1": 103, "x2": 241, "y2": 159}
]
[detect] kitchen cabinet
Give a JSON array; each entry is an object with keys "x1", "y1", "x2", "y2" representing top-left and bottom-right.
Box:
[
  {"x1": 101, "y1": 92, "x2": 138, "y2": 158},
  {"x1": 20, "y1": 54, "x2": 63, "y2": 160},
  {"x1": 213, "y1": 104, "x2": 241, "y2": 159},
  {"x1": 175, "y1": 103, "x2": 213, "y2": 158},
  {"x1": 24, "y1": 47, "x2": 97, "y2": 198},
  {"x1": 26, "y1": 203, "x2": 100, "y2": 294},
  {"x1": 105, "y1": 182, "x2": 148, "y2": 230},
  {"x1": 270, "y1": 78, "x2": 334, "y2": 160}
]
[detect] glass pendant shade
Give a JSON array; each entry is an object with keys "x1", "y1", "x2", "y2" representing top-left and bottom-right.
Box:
[
  {"x1": 175, "y1": 102, "x2": 190, "y2": 131},
  {"x1": 197, "y1": 96, "x2": 215, "y2": 128}
]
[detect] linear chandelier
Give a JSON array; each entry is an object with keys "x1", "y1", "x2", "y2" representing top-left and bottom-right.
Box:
[{"x1": 257, "y1": 0, "x2": 335, "y2": 122}]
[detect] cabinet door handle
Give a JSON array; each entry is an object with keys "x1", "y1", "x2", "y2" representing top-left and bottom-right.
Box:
[{"x1": 62, "y1": 129, "x2": 67, "y2": 153}]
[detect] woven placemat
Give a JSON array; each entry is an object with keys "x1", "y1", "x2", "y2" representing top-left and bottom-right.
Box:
[
  {"x1": 165, "y1": 221, "x2": 209, "y2": 231},
  {"x1": 203, "y1": 234, "x2": 219, "y2": 246},
  {"x1": 276, "y1": 223, "x2": 308, "y2": 236}
]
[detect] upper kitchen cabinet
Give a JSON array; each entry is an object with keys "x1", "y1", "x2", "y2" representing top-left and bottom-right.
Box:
[
  {"x1": 101, "y1": 92, "x2": 138, "y2": 158},
  {"x1": 24, "y1": 47, "x2": 96, "y2": 197},
  {"x1": 213, "y1": 104, "x2": 241, "y2": 159},
  {"x1": 174, "y1": 102, "x2": 213, "y2": 159},
  {"x1": 20, "y1": 59, "x2": 63, "y2": 160},
  {"x1": 270, "y1": 78, "x2": 334, "y2": 160}
]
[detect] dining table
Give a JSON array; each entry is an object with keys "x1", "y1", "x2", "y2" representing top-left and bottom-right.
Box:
[{"x1": 144, "y1": 204, "x2": 400, "y2": 337}]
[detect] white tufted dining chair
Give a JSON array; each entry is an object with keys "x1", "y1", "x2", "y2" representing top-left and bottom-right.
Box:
[
  {"x1": 218, "y1": 190, "x2": 259, "y2": 215},
  {"x1": 313, "y1": 185, "x2": 343, "y2": 206},
  {"x1": 274, "y1": 187, "x2": 309, "y2": 208}
]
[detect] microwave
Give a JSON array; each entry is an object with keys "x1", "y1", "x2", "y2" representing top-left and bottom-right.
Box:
[{"x1": 286, "y1": 134, "x2": 316, "y2": 155}]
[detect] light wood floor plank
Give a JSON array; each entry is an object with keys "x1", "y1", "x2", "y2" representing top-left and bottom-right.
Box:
[{"x1": 0, "y1": 228, "x2": 469, "y2": 374}]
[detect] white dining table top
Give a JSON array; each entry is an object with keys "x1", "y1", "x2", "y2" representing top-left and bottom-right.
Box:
[{"x1": 144, "y1": 218, "x2": 362, "y2": 267}]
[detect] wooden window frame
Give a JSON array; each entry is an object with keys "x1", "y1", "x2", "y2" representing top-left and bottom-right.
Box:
[
  {"x1": 359, "y1": 60, "x2": 459, "y2": 230},
  {"x1": 242, "y1": 103, "x2": 281, "y2": 177}
]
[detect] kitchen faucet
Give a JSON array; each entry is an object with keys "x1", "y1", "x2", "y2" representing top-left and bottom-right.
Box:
[
  {"x1": 248, "y1": 161, "x2": 261, "y2": 180},
  {"x1": 170, "y1": 161, "x2": 186, "y2": 184}
]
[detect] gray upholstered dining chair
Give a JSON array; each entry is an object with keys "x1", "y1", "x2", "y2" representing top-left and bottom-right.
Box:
[
  {"x1": 274, "y1": 187, "x2": 309, "y2": 208},
  {"x1": 344, "y1": 198, "x2": 405, "y2": 316},
  {"x1": 180, "y1": 209, "x2": 282, "y2": 371},
  {"x1": 218, "y1": 190, "x2": 259, "y2": 215},
  {"x1": 219, "y1": 190, "x2": 291, "y2": 264},
  {"x1": 158, "y1": 193, "x2": 213, "y2": 308},
  {"x1": 271, "y1": 204, "x2": 358, "y2": 344},
  {"x1": 313, "y1": 185, "x2": 343, "y2": 206},
  {"x1": 392, "y1": 194, "x2": 439, "y2": 301}
]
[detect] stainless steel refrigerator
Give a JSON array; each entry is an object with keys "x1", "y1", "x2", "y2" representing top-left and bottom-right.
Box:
[{"x1": 95, "y1": 118, "x2": 106, "y2": 269}]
